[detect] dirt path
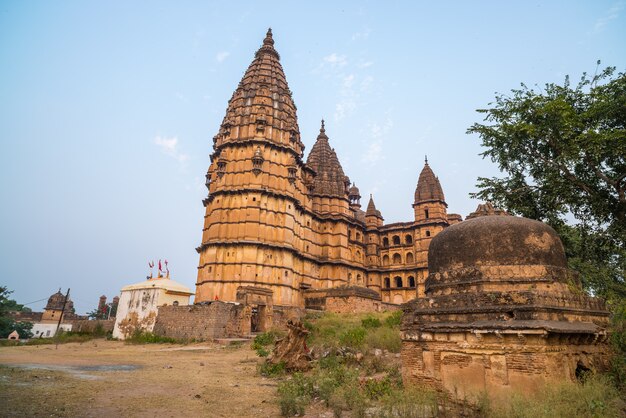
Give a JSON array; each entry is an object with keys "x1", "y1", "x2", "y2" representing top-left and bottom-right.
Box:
[{"x1": 0, "y1": 340, "x2": 281, "y2": 417}]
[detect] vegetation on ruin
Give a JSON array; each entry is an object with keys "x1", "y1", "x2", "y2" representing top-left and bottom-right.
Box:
[
  {"x1": 303, "y1": 310, "x2": 402, "y2": 352},
  {"x1": 258, "y1": 311, "x2": 626, "y2": 417}
]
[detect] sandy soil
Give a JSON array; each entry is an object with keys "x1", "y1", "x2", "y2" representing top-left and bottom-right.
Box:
[{"x1": 0, "y1": 340, "x2": 282, "y2": 417}]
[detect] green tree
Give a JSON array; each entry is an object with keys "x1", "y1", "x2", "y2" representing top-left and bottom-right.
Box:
[
  {"x1": 467, "y1": 64, "x2": 625, "y2": 303},
  {"x1": 0, "y1": 286, "x2": 34, "y2": 338}
]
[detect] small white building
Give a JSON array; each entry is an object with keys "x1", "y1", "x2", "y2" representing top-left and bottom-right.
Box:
[
  {"x1": 32, "y1": 323, "x2": 72, "y2": 338},
  {"x1": 112, "y1": 274, "x2": 193, "y2": 340}
]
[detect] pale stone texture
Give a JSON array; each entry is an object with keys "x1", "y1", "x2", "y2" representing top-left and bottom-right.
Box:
[{"x1": 112, "y1": 275, "x2": 193, "y2": 340}]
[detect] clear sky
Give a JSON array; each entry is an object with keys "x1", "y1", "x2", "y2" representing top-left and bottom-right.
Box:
[{"x1": 1, "y1": 1, "x2": 624, "y2": 314}]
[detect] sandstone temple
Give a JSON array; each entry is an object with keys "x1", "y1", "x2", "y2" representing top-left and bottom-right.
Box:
[
  {"x1": 195, "y1": 29, "x2": 462, "y2": 310},
  {"x1": 121, "y1": 31, "x2": 610, "y2": 395}
]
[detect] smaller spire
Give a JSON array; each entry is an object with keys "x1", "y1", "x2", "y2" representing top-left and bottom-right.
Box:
[
  {"x1": 366, "y1": 194, "x2": 377, "y2": 215},
  {"x1": 425, "y1": 155, "x2": 428, "y2": 164},
  {"x1": 317, "y1": 119, "x2": 328, "y2": 140}
]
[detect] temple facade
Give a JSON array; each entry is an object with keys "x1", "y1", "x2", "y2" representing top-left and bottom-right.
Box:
[{"x1": 195, "y1": 30, "x2": 461, "y2": 308}]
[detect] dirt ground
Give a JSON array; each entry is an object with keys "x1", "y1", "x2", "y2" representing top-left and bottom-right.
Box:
[{"x1": 0, "y1": 339, "x2": 283, "y2": 417}]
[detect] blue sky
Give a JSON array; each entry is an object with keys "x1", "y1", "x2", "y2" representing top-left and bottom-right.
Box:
[{"x1": 1, "y1": 1, "x2": 624, "y2": 314}]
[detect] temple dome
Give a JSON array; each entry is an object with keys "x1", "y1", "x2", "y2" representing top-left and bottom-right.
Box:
[
  {"x1": 428, "y1": 215, "x2": 567, "y2": 274},
  {"x1": 45, "y1": 289, "x2": 73, "y2": 311}
]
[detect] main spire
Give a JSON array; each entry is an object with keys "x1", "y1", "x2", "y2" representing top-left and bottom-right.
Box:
[{"x1": 211, "y1": 29, "x2": 303, "y2": 156}]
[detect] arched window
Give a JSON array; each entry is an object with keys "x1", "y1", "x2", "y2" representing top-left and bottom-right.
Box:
[
  {"x1": 356, "y1": 232, "x2": 361, "y2": 241},
  {"x1": 425, "y1": 230, "x2": 431, "y2": 237},
  {"x1": 356, "y1": 274, "x2": 362, "y2": 285},
  {"x1": 392, "y1": 235, "x2": 400, "y2": 245},
  {"x1": 395, "y1": 276, "x2": 403, "y2": 288},
  {"x1": 382, "y1": 255, "x2": 390, "y2": 266},
  {"x1": 356, "y1": 250, "x2": 361, "y2": 260},
  {"x1": 405, "y1": 234, "x2": 413, "y2": 244},
  {"x1": 408, "y1": 276, "x2": 415, "y2": 288},
  {"x1": 384, "y1": 277, "x2": 390, "y2": 288},
  {"x1": 393, "y1": 253, "x2": 402, "y2": 264},
  {"x1": 406, "y1": 252, "x2": 414, "y2": 264},
  {"x1": 425, "y1": 209, "x2": 429, "y2": 219},
  {"x1": 382, "y1": 237, "x2": 389, "y2": 247}
]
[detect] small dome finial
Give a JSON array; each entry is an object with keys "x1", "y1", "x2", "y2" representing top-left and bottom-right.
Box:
[
  {"x1": 321, "y1": 119, "x2": 325, "y2": 132},
  {"x1": 425, "y1": 155, "x2": 428, "y2": 164},
  {"x1": 264, "y1": 28, "x2": 274, "y2": 46}
]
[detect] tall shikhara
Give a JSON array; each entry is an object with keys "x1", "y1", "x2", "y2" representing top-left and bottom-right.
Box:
[{"x1": 196, "y1": 30, "x2": 463, "y2": 308}]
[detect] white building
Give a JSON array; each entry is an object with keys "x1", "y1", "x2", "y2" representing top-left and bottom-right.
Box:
[
  {"x1": 32, "y1": 323, "x2": 72, "y2": 338},
  {"x1": 112, "y1": 274, "x2": 193, "y2": 340}
]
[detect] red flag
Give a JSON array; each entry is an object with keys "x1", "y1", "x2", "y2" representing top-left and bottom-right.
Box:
[
  {"x1": 214, "y1": 295, "x2": 219, "y2": 301},
  {"x1": 158, "y1": 260, "x2": 162, "y2": 272}
]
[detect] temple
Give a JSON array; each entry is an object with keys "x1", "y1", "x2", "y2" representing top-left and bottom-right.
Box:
[{"x1": 194, "y1": 29, "x2": 461, "y2": 309}]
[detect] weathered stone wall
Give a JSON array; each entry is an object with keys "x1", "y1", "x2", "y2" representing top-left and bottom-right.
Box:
[
  {"x1": 153, "y1": 302, "x2": 244, "y2": 341},
  {"x1": 303, "y1": 286, "x2": 399, "y2": 314},
  {"x1": 70, "y1": 319, "x2": 115, "y2": 334},
  {"x1": 401, "y1": 331, "x2": 610, "y2": 401},
  {"x1": 272, "y1": 305, "x2": 305, "y2": 328}
]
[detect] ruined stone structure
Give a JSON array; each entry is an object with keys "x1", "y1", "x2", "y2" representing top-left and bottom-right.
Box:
[
  {"x1": 195, "y1": 29, "x2": 461, "y2": 311},
  {"x1": 401, "y1": 211, "x2": 610, "y2": 400},
  {"x1": 153, "y1": 300, "x2": 304, "y2": 341}
]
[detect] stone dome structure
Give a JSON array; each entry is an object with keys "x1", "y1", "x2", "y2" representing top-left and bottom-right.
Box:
[
  {"x1": 401, "y1": 212, "x2": 610, "y2": 401},
  {"x1": 44, "y1": 289, "x2": 74, "y2": 312},
  {"x1": 428, "y1": 216, "x2": 567, "y2": 274}
]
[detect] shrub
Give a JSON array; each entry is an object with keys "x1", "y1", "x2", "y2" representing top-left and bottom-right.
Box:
[
  {"x1": 256, "y1": 347, "x2": 269, "y2": 357},
  {"x1": 384, "y1": 310, "x2": 402, "y2": 328},
  {"x1": 363, "y1": 377, "x2": 394, "y2": 400},
  {"x1": 329, "y1": 380, "x2": 367, "y2": 418},
  {"x1": 251, "y1": 329, "x2": 283, "y2": 349},
  {"x1": 278, "y1": 380, "x2": 308, "y2": 416},
  {"x1": 361, "y1": 316, "x2": 382, "y2": 329},
  {"x1": 339, "y1": 327, "x2": 366, "y2": 349},
  {"x1": 258, "y1": 361, "x2": 285, "y2": 377}
]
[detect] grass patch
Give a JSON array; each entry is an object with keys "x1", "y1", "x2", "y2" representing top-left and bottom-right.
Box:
[
  {"x1": 125, "y1": 331, "x2": 181, "y2": 344},
  {"x1": 365, "y1": 326, "x2": 402, "y2": 353},
  {"x1": 483, "y1": 375, "x2": 624, "y2": 418},
  {"x1": 20, "y1": 331, "x2": 99, "y2": 346},
  {"x1": 378, "y1": 385, "x2": 439, "y2": 418},
  {"x1": 306, "y1": 311, "x2": 401, "y2": 352}
]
